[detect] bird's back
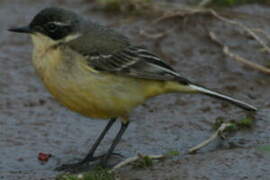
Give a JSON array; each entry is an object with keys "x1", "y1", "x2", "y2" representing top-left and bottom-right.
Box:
[{"x1": 67, "y1": 21, "x2": 130, "y2": 56}]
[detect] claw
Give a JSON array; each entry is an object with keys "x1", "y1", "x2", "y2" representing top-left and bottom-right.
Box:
[
  {"x1": 55, "y1": 162, "x2": 85, "y2": 172},
  {"x1": 93, "y1": 152, "x2": 124, "y2": 160},
  {"x1": 55, "y1": 152, "x2": 124, "y2": 172}
]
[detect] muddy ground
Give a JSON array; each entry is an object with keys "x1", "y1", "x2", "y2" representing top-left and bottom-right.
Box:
[{"x1": 1, "y1": 0, "x2": 270, "y2": 180}]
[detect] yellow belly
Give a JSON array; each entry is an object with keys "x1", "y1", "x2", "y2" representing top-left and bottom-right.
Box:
[{"x1": 44, "y1": 71, "x2": 162, "y2": 119}]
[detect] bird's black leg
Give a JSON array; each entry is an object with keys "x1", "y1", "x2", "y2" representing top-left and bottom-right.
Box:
[
  {"x1": 80, "y1": 118, "x2": 117, "y2": 164},
  {"x1": 99, "y1": 121, "x2": 129, "y2": 168},
  {"x1": 56, "y1": 118, "x2": 117, "y2": 171}
]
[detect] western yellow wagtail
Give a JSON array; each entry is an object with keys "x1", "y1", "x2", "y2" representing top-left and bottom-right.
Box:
[{"x1": 8, "y1": 7, "x2": 257, "y2": 170}]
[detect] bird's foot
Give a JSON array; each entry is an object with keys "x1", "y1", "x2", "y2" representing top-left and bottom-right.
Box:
[
  {"x1": 55, "y1": 152, "x2": 123, "y2": 172},
  {"x1": 55, "y1": 161, "x2": 91, "y2": 172}
]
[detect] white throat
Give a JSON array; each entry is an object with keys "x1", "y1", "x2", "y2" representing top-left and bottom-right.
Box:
[{"x1": 31, "y1": 32, "x2": 81, "y2": 50}]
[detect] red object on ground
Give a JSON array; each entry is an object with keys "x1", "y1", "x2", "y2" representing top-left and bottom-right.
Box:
[{"x1": 38, "y1": 152, "x2": 52, "y2": 162}]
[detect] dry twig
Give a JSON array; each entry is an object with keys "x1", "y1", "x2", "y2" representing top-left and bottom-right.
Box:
[
  {"x1": 252, "y1": 28, "x2": 270, "y2": 43},
  {"x1": 210, "y1": 10, "x2": 270, "y2": 54},
  {"x1": 223, "y1": 47, "x2": 270, "y2": 74},
  {"x1": 139, "y1": 29, "x2": 168, "y2": 39},
  {"x1": 152, "y1": 7, "x2": 209, "y2": 24},
  {"x1": 188, "y1": 123, "x2": 233, "y2": 154},
  {"x1": 140, "y1": 5, "x2": 270, "y2": 57},
  {"x1": 209, "y1": 31, "x2": 270, "y2": 75},
  {"x1": 198, "y1": 0, "x2": 213, "y2": 7},
  {"x1": 110, "y1": 154, "x2": 164, "y2": 173}
]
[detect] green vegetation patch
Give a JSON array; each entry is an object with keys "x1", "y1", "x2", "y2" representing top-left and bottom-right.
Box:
[
  {"x1": 165, "y1": 150, "x2": 181, "y2": 157},
  {"x1": 213, "y1": 116, "x2": 254, "y2": 131},
  {"x1": 236, "y1": 117, "x2": 253, "y2": 128},
  {"x1": 256, "y1": 144, "x2": 270, "y2": 153},
  {"x1": 56, "y1": 167, "x2": 115, "y2": 180},
  {"x1": 132, "y1": 155, "x2": 154, "y2": 169}
]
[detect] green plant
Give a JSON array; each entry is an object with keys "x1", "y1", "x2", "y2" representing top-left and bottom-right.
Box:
[{"x1": 56, "y1": 167, "x2": 115, "y2": 180}]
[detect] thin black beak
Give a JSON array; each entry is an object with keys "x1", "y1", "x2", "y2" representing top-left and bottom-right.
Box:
[{"x1": 8, "y1": 26, "x2": 32, "y2": 33}]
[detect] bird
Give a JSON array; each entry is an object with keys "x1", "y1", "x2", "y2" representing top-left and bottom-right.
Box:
[{"x1": 8, "y1": 7, "x2": 257, "y2": 171}]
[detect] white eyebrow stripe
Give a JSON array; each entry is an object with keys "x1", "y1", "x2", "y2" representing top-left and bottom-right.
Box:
[
  {"x1": 62, "y1": 33, "x2": 82, "y2": 42},
  {"x1": 51, "y1": 21, "x2": 71, "y2": 26}
]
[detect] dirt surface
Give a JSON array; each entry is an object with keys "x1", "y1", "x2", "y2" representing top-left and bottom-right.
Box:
[{"x1": 1, "y1": 0, "x2": 270, "y2": 180}]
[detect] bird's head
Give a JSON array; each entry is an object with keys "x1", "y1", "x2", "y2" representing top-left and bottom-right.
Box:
[{"x1": 9, "y1": 7, "x2": 83, "y2": 46}]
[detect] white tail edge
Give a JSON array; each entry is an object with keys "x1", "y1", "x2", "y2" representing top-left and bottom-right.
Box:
[{"x1": 188, "y1": 84, "x2": 257, "y2": 111}]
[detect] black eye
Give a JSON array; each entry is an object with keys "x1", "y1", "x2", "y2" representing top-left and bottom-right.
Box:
[{"x1": 47, "y1": 23, "x2": 57, "y2": 32}]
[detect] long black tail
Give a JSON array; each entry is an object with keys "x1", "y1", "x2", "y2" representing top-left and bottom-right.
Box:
[{"x1": 188, "y1": 84, "x2": 257, "y2": 111}]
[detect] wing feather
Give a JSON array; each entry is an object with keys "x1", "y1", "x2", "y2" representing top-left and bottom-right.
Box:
[{"x1": 85, "y1": 46, "x2": 190, "y2": 84}]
